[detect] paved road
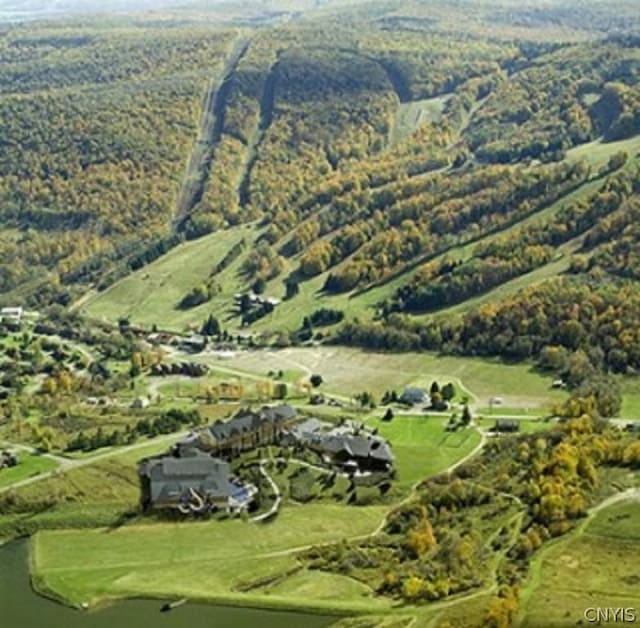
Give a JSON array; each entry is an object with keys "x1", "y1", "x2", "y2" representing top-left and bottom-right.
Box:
[
  {"x1": 1, "y1": 441, "x2": 71, "y2": 467},
  {"x1": 250, "y1": 460, "x2": 282, "y2": 523}
]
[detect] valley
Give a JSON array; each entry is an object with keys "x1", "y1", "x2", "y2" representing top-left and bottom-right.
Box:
[{"x1": 1, "y1": 1, "x2": 639, "y2": 627}]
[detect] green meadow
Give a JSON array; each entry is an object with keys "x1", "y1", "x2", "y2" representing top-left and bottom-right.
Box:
[
  {"x1": 216, "y1": 346, "x2": 567, "y2": 409},
  {"x1": 0, "y1": 453, "x2": 59, "y2": 490},
  {"x1": 32, "y1": 504, "x2": 389, "y2": 612},
  {"x1": 364, "y1": 415, "x2": 481, "y2": 488},
  {"x1": 519, "y1": 497, "x2": 640, "y2": 627}
]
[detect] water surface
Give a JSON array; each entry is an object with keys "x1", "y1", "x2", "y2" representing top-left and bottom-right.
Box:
[{"x1": 0, "y1": 539, "x2": 335, "y2": 628}]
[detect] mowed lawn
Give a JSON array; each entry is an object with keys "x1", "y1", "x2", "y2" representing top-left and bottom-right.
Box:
[
  {"x1": 519, "y1": 498, "x2": 640, "y2": 627},
  {"x1": 0, "y1": 453, "x2": 58, "y2": 489},
  {"x1": 220, "y1": 346, "x2": 566, "y2": 409},
  {"x1": 365, "y1": 415, "x2": 481, "y2": 488},
  {"x1": 32, "y1": 503, "x2": 388, "y2": 611}
]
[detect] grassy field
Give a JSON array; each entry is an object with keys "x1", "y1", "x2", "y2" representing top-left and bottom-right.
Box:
[
  {"x1": 389, "y1": 95, "x2": 449, "y2": 146},
  {"x1": 619, "y1": 378, "x2": 640, "y2": 420},
  {"x1": 519, "y1": 496, "x2": 640, "y2": 627},
  {"x1": 32, "y1": 503, "x2": 389, "y2": 612},
  {"x1": 214, "y1": 346, "x2": 566, "y2": 409},
  {"x1": 364, "y1": 415, "x2": 481, "y2": 488},
  {"x1": 565, "y1": 134, "x2": 640, "y2": 167},
  {"x1": 0, "y1": 453, "x2": 58, "y2": 490},
  {"x1": 0, "y1": 438, "x2": 183, "y2": 540},
  {"x1": 83, "y1": 224, "x2": 258, "y2": 331}
]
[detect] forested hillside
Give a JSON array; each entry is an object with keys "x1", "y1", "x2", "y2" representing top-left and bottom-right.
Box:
[
  {"x1": 1, "y1": 0, "x2": 640, "y2": 386},
  {"x1": 0, "y1": 21, "x2": 237, "y2": 300}
]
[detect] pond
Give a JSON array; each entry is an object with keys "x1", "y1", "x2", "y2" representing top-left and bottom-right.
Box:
[{"x1": 0, "y1": 539, "x2": 336, "y2": 628}]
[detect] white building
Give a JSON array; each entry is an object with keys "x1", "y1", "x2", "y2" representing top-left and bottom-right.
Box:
[{"x1": 0, "y1": 307, "x2": 23, "y2": 323}]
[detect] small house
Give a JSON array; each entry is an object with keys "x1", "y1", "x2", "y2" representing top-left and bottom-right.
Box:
[
  {"x1": 492, "y1": 419, "x2": 520, "y2": 433},
  {"x1": 310, "y1": 392, "x2": 325, "y2": 405},
  {"x1": 0, "y1": 450, "x2": 18, "y2": 469},
  {"x1": 178, "y1": 334, "x2": 207, "y2": 353},
  {"x1": 0, "y1": 307, "x2": 23, "y2": 324},
  {"x1": 399, "y1": 387, "x2": 428, "y2": 405},
  {"x1": 131, "y1": 397, "x2": 150, "y2": 409}
]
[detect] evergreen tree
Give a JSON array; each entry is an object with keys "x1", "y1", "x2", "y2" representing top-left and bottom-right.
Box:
[{"x1": 201, "y1": 314, "x2": 220, "y2": 337}]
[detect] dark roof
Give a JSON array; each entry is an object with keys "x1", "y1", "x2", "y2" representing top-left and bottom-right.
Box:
[
  {"x1": 494, "y1": 419, "x2": 520, "y2": 431},
  {"x1": 207, "y1": 405, "x2": 296, "y2": 441},
  {"x1": 141, "y1": 450, "x2": 238, "y2": 503},
  {"x1": 400, "y1": 387, "x2": 427, "y2": 401},
  {"x1": 307, "y1": 433, "x2": 394, "y2": 463}
]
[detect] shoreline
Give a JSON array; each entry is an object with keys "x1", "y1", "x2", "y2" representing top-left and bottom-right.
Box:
[{"x1": 26, "y1": 532, "x2": 388, "y2": 618}]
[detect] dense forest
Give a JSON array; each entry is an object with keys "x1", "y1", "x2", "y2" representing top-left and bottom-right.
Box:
[
  {"x1": 1, "y1": 0, "x2": 639, "y2": 389},
  {"x1": 0, "y1": 24, "x2": 235, "y2": 299}
]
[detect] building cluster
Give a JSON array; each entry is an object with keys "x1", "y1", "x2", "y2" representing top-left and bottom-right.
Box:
[
  {"x1": 139, "y1": 405, "x2": 394, "y2": 515},
  {"x1": 282, "y1": 418, "x2": 394, "y2": 473}
]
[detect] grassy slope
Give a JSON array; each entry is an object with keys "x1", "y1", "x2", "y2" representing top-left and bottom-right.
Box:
[
  {"x1": 0, "y1": 439, "x2": 182, "y2": 539},
  {"x1": 363, "y1": 415, "x2": 481, "y2": 488},
  {"x1": 83, "y1": 224, "x2": 258, "y2": 330},
  {"x1": 519, "y1": 497, "x2": 640, "y2": 627},
  {"x1": 32, "y1": 504, "x2": 389, "y2": 612},
  {"x1": 81, "y1": 133, "x2": 639, "y2": 337},
  {"x1": 0, "y1": 454, "x2": 58, "y2": 490},
  {"x1": 565, "y1": 134, "x2": 640, "y2": 167},
  {"x1": 388, "y1": 95, "x2": 449, "y2": 146},
  {"x1": 619, "y1": 378, "x2": 640, "y2": 420}
]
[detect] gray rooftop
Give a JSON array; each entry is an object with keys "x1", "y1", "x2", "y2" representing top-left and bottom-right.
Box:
[
  {"x1": 142, "y1": 449, "x2": 240, "y2": 504},
  {"x1": 304, "y1": 432, "x2": 394, "y2": 463},
  {"x1": 207, "y1": 404, "x2": 296, "y2": 442}
]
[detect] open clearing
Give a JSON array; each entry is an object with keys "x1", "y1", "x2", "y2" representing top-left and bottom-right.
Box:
[
  {"x1": 619, "y1": 378, "x2": 640, "y2": 420},
  {"x1": 213, "y1": 346, "x2": 566, "y2": 409},
  {"x1": 519, "y1": 496, "x2": 640, "y2": 627},
  {"x1": 0, "y1": 453, "x2": 59, "y2": 490},
  {"x1": 83, "y1": 224, "x2": 257, "y2": 330},
  {"x1": 565, "y1": 134, "x2": 640, "y2": 167},
  {"x1": 32, "y1": 503, "x2": 389, "y2": 612},
  {"x1": 364, "y1": 415, "x2": 481, "y2": 488},
  {"x1": 389, "y1": 95, "x2": 449, "y2": 146}
]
